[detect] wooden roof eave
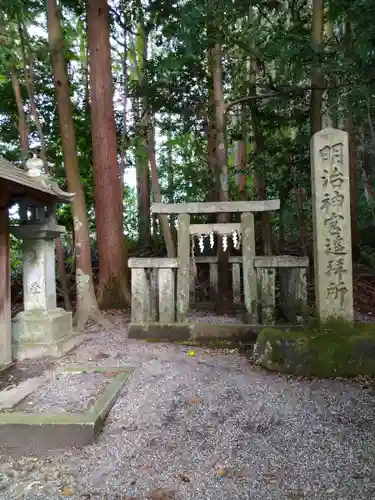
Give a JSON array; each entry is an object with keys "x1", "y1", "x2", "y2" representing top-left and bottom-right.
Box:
[{"x1": 0, "y1": 156, "x2": 75, "y2": 203}]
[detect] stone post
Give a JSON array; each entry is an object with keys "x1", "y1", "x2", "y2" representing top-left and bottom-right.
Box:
[
  {"x1": 177, "y1": 213, "x2": 190, "y2": 322},
  {"x1": 232, "y1": 263, "x2": 241, "y2": 303},
  {"x1": 311, "y1": 128, "x2": 353, "y2": 322},
  {"x1": 241, "y1": 212, "x2": 258, "y2": 323},
  {"x1": 11, "y1": 221, "x2": 79, "y2": 359},
  {"x1": 0, "y1": 192, "x2": 12, "y2": 368}
]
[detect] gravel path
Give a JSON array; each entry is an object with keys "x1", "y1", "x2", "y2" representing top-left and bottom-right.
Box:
[{"x1": 0, "y1": 315, "x2": 375, "y2": 499}]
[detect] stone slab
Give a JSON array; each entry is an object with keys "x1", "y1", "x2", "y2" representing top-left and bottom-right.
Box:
[
  {"x1": 151, "y1": 200, "x2": 280, "y2": 214},
  {"x1": 13, "y1": 331, "x2": 85, "y2": 361},
  {"x1": 0, "y1": 376, "x2": 46, "y2": 410},
  {"x1": 128, "y1": 257, "x2": 178, "y2": 268},
  {"x1": 193, "y1": 256, "x2": 309, "y2": 267},
  {"x1": 128, "y1": 322, "x2": 295, "y2": 342},
  {"x1": 0, "y1": 366, "x2": 133, "y2": 456}
]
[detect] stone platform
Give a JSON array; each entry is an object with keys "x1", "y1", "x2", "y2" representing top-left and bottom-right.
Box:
[{"x1": 0, "y1": 365, "x2": 134, "y2": 456}]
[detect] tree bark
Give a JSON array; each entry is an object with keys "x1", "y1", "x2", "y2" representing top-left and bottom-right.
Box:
[
  {"x1": 56, "y1": 237, "x2": 73, "y2": 311},
  {"x1": 311, "y1": 0, "x2": 324, "y2": 135},
  {"x1": 148, "y1": 122, "x2": 176, "y2": 257},
  {"x1": 249, "y1": 56, "x2": 273, "y2": 255},
  {"x1": 210, "y1": 43, "x2": 230, "y2": 312},
  {"x1": 87, "y1": 0, "x2": 131, "y2": 309},
  {"x1": 135, "y1": 25, "x2": 152, "y2": 251},
  {"x1": 18, "y1": 22, "x2": 47, "y2": 171},
  {"x1": 119, "y1": 19, "x2": 127, "y2": 200},
  {"x1": 11, "y1": 72, "x2": 28, "y2": 164},
  {"x1": 344, "y1": 21, "x2": 360, "y2": 258},
  {"x1": 47, "y1": 0, "x2": 109, "y2": 329}
]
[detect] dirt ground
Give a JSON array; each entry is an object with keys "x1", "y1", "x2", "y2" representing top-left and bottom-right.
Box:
[{"x1": 0, "y1": 313, "x2": 375, "y2": 499}]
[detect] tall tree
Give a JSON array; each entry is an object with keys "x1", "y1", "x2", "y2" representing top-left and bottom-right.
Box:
[
  {"x1": 46, "y1": 0, "x2": 108, "y2": 329},
  {"x1": 87, "y1": 0, "x2": 131, "y2": 309},
  {"x1": 311, "y1": 0, "x2": 324, "y2": 135}
]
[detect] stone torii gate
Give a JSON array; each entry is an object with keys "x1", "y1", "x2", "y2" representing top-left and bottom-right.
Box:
[{"x1": 0, "y1": 154, "x2": 76, "y2": 370}]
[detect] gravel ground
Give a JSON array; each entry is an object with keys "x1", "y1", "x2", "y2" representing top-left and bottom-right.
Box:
[
  {"x1": 0, "y1": 314, "x2": 375, "y2": 499},
  {"x1": 15, "y1": 372, "x2": 109, "y2": 414}
]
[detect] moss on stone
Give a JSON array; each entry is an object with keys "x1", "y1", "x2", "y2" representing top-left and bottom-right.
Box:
[{"x1": 254, "y1": 319, "x2": 375, "y2": 377}]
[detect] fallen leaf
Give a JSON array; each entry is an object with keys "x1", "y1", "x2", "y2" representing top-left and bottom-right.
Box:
[
  {"x1": 326, "y1": 488, "x2": 335, "y2": 494},
  {"x1": 92, "y1": 351, "x2": 110, "y2": 360},
  {"x1": 150, "y1": 487, "x2": 176, "y2": 499},
  {"x1": 60, "y1": 485, "x2": 74, "y2": 497},
  {"x1": 215, "y1": 463, "x2": 228, "y2": 477},
  {"x1": 188, "y1": 398, "x2": 201, "y2": 405},
  {"x1": 177, "y1": 473, "x2": 191, "y2": 483}
]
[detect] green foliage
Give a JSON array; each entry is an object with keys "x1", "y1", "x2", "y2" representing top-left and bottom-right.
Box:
[{"x1": 0, "y1": 0, "x2": 375, "y2": 261}]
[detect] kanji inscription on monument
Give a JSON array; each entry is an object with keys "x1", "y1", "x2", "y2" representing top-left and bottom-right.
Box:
[{"x1": 311, "y1": 128, "x2": 353, "y2": 322}]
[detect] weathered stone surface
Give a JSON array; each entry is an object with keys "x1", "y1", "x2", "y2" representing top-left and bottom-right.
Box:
[
  {"x1": 232, "y1": 263, "x2": 241, "y2": 304},
  {"x1": 151, "y1": 200, "x2": 280, "y2": 214},
  {"x1": 12, "y1": 308, "x2": 72, "y2": 344},
  {"x1": 128, "y1": 257, "x2": 178, "y2": 268},
  {"x1": 257, "y1": 268, "x2": 275, "y2": 324},
  {"x1": 254, "y1": 325, "x2": 375, "y2": 377},
  {"x1": 128, "y1": 322, "x2": 258, "y2": 342},
  {"x1": 241, "y1": 212, "x2": 258, "y2": 323},
  {"x1": 149, "y1": 268, "x2": 159, "y2": 322},
  {"x1": 279, "y1": 268, "x2": 308, "y2": 322},
  {"x1": 0, "y1": 366, "x2": 132, "y2": 456},
  {"x1": 0, "y1": 376, "x2": 46, "y2": 410},
  {"x1": 189, "y1": 264, "x2": 196, "y2": 303},
  {"x1": 131, "y1": 268, "x2": 150, "y2": 323},
  {"x1": 158, "y1": 268, "x2": 175, "y2": 323},
  {"x1": 177, "y1": 213, "x2": 190, "y2": 322},
  {"x1": 311, "y1": 128, "x2": 353, "y2": 322},
  {"x1": 11, "y1": 307, "x2": 79, "y2": 360},
  {"x1": 128, "y1": 323, "x2": 191, "y2": 341},
  {"x1": 0, "y1": 200, "x2": 12, "y2": 367},
  {"x1": 12, "y1": 224, "x2": 64, "y2": 312},
  {"x1": 209, "y1": 263, "x2": 218, "y2": 299}
]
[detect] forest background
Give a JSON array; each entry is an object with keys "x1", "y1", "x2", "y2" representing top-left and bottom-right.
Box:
[{"x1": 1, "y1": 0, "x2": 375, "y2": 326}]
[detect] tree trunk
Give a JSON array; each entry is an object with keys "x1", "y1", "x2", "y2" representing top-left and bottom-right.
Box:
[
  {"x1": 87, "y1": 0, "x2": 131, "y2": 309},
  {"x1": 233, "y1": 107, "x2": 247, "y2": 200},
  {"x1": 311, "y1": 0, "x2": 324, "y2": 135},
  {"x1": 344, "y1": 20, "x2": 360, "y2": 258},
  {"x1": 19, "y1": 22, "x2": 47, "y2": 171},
  {"x1": 135, "y1": 25, "x2": 151, "y2": 251},
  {"x1": 206, "y1": 91, "x2": 218, "y2": 206},
  {"x1": 119, "y1": 21, "x2": 127, "y2": 200},
  {"x1": 148, "y1": 122, "x2": 176, "y2": 257},
  {"x1": 134, "y1": 91, "x2": 151, "y2": 251},
  {"x1": 47, "y1": 0, "x2": 109, "y2": 329},
  {"x1": 11, "y1": 72, "x2": 28, "y2": 164},
  {"x1": 361, "y1": 125, "x2": 375, "y2": 225},
  {"x1": 56, "y1": 237, "x2": 73, "y2": 311},
  {"x1": 211, "y1": 43, "x2": 230, "y2": 312},
  {"x1": 249, "y1": 56, "x2": 272, "y2": 255}
]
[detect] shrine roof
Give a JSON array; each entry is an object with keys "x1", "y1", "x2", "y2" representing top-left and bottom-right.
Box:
[{"x1": 0, "y1": 155, "x2": 74, "y2": 202}]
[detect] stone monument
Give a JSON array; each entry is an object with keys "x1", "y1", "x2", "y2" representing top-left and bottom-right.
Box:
[{"x1": 311, "y1": 128, "x2": 353, "y2": 322}]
